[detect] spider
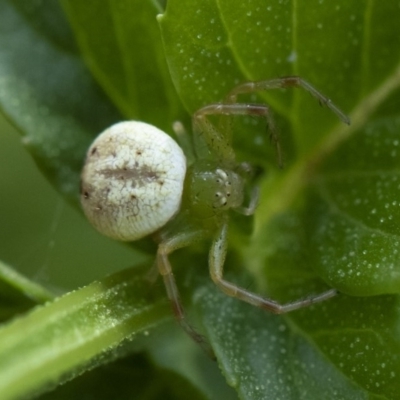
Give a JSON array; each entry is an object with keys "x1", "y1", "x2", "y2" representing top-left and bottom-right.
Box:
[{"x1": 80, "y1": 76, "x2": 350, "y2": 357}]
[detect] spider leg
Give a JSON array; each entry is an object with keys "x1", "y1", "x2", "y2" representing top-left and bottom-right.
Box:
[
  {"x1": 232, "y1": 163, "x2": 260, "y2": 215},
  {"x1": 235, "y1": 185, "x2": 260, "y2": 216},
  {"x1": 156, "y1": 230, "x2": 215, "y2": 359},
  {"x1": 194, "y1": 103, "x2": 282, "y2": 167},
  {"x1": 209, "y1": 222, "x2": 337, "y2": 313},
  {"x1": 144, "y1": 260, "x2": 159, "y2": 283},
  {"x1": 225, "y1": 76, "x2": 350, "y2": 125}
]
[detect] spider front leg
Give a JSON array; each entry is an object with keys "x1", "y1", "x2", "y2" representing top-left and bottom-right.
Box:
[
  {"x1": 194, "y1": 103, "x2": 282, "y2": 166},
  {"x1": 233, "y1": 162, "x2": 260, "y2": 216},
  {"x1": 235, "y1": 185, "x2": 260, "y2": 216},
  {"x1": 224, "y1": 76, "x2": 351, "y2": 125},
  {"x1": 155, "y1": 229, "x2": 215, "y2": 359},
  {"x1": 209, "y1": 222, "x2": 337, "y2": 314}
]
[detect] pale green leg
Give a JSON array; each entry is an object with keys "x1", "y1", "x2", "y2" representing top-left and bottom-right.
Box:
[
  {"x1": 156, "y1": 230, "x2": 215, "y2": 359},
  {"x1": 209, "y1": 222, "x2": 337, "y2": 313}
]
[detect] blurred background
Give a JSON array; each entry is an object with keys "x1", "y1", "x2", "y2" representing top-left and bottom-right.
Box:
[{"x1": 0, "y1": 114, "x2": 148, "y2": 293}]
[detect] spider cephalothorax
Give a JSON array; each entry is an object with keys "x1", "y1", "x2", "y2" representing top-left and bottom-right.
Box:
[{"x1": 185, "y1": 161, "x2": 247, "y2": 218}]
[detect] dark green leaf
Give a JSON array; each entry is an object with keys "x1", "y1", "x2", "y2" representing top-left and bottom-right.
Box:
[
  {"x1": 39, "y1": 353, "x2": 207, "y2": 400},
  {"x1": 146, "y1": 319, "x2": 238, "y2": 400},
  {"x1": 0, "y1": 0, "x2": 121, "y2": 203}
]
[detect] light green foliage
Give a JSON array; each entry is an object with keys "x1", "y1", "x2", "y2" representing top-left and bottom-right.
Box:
[{"x1": 0, "y1": 0, "x2": 400, "y2": 399}]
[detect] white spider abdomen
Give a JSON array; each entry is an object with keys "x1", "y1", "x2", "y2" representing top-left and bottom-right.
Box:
[{"x1": 80, "y1": 121, "x2": 186, "y2": 241}]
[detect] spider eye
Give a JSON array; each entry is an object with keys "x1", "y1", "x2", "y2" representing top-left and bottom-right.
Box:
[{"x1": 80, "y1": 121, "x2": 186, "y2": 241}]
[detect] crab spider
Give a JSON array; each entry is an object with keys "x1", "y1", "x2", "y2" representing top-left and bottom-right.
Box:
[{"x1": 80, "y1": 76, "x2": 350, "y2": 357}]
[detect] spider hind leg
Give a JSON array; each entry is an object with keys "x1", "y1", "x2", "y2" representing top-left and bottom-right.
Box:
[
  {"x1": 209, "y1": 222, "x2": 338, "y2": 314},
  {"x1": 155, "y1": 230, "x2": 215, "y2": 359}
]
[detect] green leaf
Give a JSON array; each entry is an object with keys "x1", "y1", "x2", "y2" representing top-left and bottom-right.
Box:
[
  {"x1": 159, "y1": 0, "x2": 400, "y2": 283},
  {"x1": 291, "y1": 294, "x2": 400, "y2": 400},
  {"x1": 0, "y1": 0, "x2": 121, "y2": 203},
  {"x1": 0, "y1": 0, "x2": 158, "y2": 256},
  {"x1": 306, "y1": 116, "x2": 400, "y2": 295},
  {"x1": 0, "y1": 266, "x2": 170, "y2": 400},
  {"x1": 196, "y1": 280, "x2": 378, "y2": 400},
  {"x1": 195, "y1": 277, "x2": 391, "y2": 400},
  {"x1": 146, "y1": 319, "x2": 238, "y2": 400},
  {"x1": 159, "y1": 0, "x2": 400, "y2": 152},
  {"x1": 160, "y1": 0, "x2": 400, "y2": 398},
  {"x1": 61, "y1": 0, "x2": 186, "y2": 133},
  {"x1": 158, "y1": 0, "x2": 244, "y2": 112}
]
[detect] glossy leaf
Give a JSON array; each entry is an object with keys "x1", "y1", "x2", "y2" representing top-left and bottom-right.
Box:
[
  {"x1": 160, "y1": 0, "x2": 400, "y2": 398},
  {"x1": 195, "y1": 277, "x2": 390, "y2": 400},
  {"x1": 159, "y1": 0, "x2": 400, "y2": 285},
  {"x1": 306, "y1": 116, "x2": 400, "y2": 295},
  {"x1": 61, "y1": 0, "x2": 186, "y2": 133}
]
